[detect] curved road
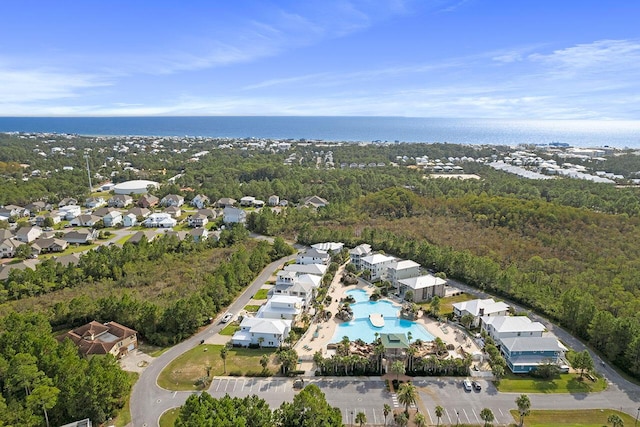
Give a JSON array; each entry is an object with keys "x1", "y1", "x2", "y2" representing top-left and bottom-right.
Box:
[{"x1": 130, "y1": 252, "x2": 299, "y2": 427}]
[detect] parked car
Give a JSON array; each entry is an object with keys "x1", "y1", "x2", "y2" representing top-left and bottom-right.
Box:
[
  {"x1": 221, "y1": 313, "x2": 234, "y2": 323},
  {"x1": 463, "y1": 379, "x2": 472, "y2": 391},
  {"x1": 472, "y1": 381, "x2": 481, "y2": 391}
]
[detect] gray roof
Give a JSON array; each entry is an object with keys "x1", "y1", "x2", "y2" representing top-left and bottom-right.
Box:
[{"x1": 501, "y1": 336, "x2": 566, "y2": 353}]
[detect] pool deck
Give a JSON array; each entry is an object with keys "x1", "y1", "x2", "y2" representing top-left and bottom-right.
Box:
[{"x1": 294, "y1": 264, "x2": 481, "y2": 372}]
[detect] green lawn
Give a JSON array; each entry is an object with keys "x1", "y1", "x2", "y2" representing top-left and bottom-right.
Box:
[
  {"x1": 115, "y1": 234, "x2": 133, "y2": 246},
  {"x1": 157, "y1": 345, "x2": 277, "y2": 391},
  {"x1": 159, "y1": 408, "x2": 180, "y2": 427},
  {"x1": 40, "y1": 243, "x2": 97, "y2": 259},
  {"x1": 244, "y1": 304, "x2": 261, "y2": 312},
  {"x1": 253, "y1": 288, "x2": 269, "y2": 299},
  {"x1": 219, "y1": 323, "x2": 240, "y2": 336},
  {"x1": 496, "y1": 373, "x2": 607, "y2": 393},
  {"x1": 437, "y1": 293, "x2": 475, "y2": 315},
  {"x1": 509, "y1": 409, "x2": 635, "y2": 426}
]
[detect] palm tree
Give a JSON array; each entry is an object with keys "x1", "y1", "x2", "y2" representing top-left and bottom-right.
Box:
[
  {"x1": 434, "y1": 405, "x2": 444, "y2": 426},
  {"x1": 383, "y1": 403, "x2": 391, "y2": 426},
  {"x1": 607, "y1": 414, "x2": 624, "y2": 427},
  {"x1": 220, "y1": 347, "x2": 228, "y2": 373},
  {"x1": 414, "y1": 412, "x2": 427, "y2": 427},
  {"x1": 355, "y1": 411, "x2": 367, "y2": 427},
  {"x1": 258, "y1": 336, "x2": 264, "y2": 349},
  {"x1": 397, "y1": 382, "x2": 418, "y2": 415},
  {"x1": 391, "y1": 360, "x2": 406, "y2": 382},
  {"x1": 260, "y1": 354, "x2": 269, "y2": 373},
  {"x1": 394, "y1": 412, "x2": 408, "y2": 427},
  {"x1": 480, "y1": 408, "x2": 495, "y2": 427},
  {"x1": 516, "y1": 394, "x2": 531, "y2": 427}
]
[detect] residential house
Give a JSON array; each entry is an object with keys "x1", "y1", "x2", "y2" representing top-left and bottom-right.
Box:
[
  {"x1": 397, "y1": 274, "x2": 446, "y2": 302},
  {"x1": 257, "y1": 295, "x2": 304, "y2": 320},
  {"x1": 481, "y1": 315, "x2": 546, "y2": 346},
  {"x1": 283, "y1": 263, "x2": 328, "y2": 276},
  {"x1": 35, "y1": 212, "x2": 61, "y2": 227},
  {"x1": 138, "y1": 194, "x2": 159, "y2": 209},
  {"x1": 0, "y1": 205, "x2": 27, "y2": 218},
  {"x1": 188, "y1": 213, "x2": 209, "y2": 228},
  {"x1": 103, "y1": 211, "x2": 123, "y2": 227},
  {"x1": 349, "y1": 244, "x2": 372, "y2": 270},
  {"x1": 53, "y1": 253, "x2": 81, "y2": 267},
  {"x1": 0, "y1": 238, "x2": 24, "y2": 258},
  {"x1": 253, "y1": 199, "x2": 265, "y2": 208},
  {"x1": 273, "y1": 275, "x2": 317, "y2": 302},
  {"x1": 216, "y1": 197, "x2": 236, "y2": 208},
  {"x1": 164, "y1": 206, "x2": 182, "y2": 218},
  {"x1": 268, "y1": 195, "x2": 280, "y2": 206},
  {"x1": 164, "y1": 230, "x2": 188, "y2": 241},
  {"x1": 58, "y1": 197, "x2": 78, "y2": 207},
  {"x1": 127, "y1": 207, "x2": 151, "y2": 219},
  {"x1": 311, "y1": 242, "x2": 344, "y2": 253},
  {"x1": 15, "y1": 226, "x2": 43, "y2": 243},
  {"x1": 108, "y1": 194, "x2": 133, "y2": 208},
  {"x1": 296, "y1": 248, "x2": 330, "y2": 265},
  {"x1": 190, "y1": 194, "x2": 210, "y2": 209},
  {"x1": 160, "y1": 194, "x2": 184, "y2": 207},
  {"x1": 387, "y1": 260, "x2": 421, "y2": 288},
  {"x1": 123, "y1": 213, "x2": 137, "y2": 227},
  {"x1": 128, "y1": 230, "x2": 157, "y2": 244},
  {"x1": 301, "y1": 195, "x2": 328, "y2": 209},
  {"x1": 0, "y1": 259, "x2": 39, "y2": 281},
  {"x1": 59, "y1": 205, "x2": 82, "y2": 220},
  {"x1": 60, "y1": 418, "x2": 92, "y2": 427},
  {"x1": 64, "y1": 229, "x2": 97, "y2": 245},
  {"x1": 25, "y1": 201, "x2": 51, "y2": 213},
  {"x1": 276, "y1": 270, "x2": 298, "y2": 287},
  {"x1": 189, "y1": 227, "x2": 209, "y2": 242},
  {"x1": 240, "y1": 196, "x2": 256, "y2": 207},
  {"x1": 231, "y1": 317, "x2": 292, "y2": 348},
  {"x1": 70, "y1": 214, "x2": 101, "y2": 227},
  {"x1": 223, "y1": 207, "x2": 246, "y2": 224},
  {"x1": 359, "y1": 253, "x2": 396, "y2": 281},
  {"x1": 452, "y1": 298, "x2": 510, "y2": 327},
  {"x1": 59, "y1": 320, "x2": 138, "y2": 358},
  {"x1": 500, "y1": 337, "x2": 568, "y2": 373},
  {"x1": 31, "y1": 238, "x2": 68, "y2": 254},
  {"x1": 143, "y1": 213, "x2": 177, "y2": 228},
  {"x1": 197, "y1": 208, "x2": 218, "y2": 219},
  {"x1": 0, "y1": 229, "x2": 14, "y2": 240},
  {"x1": 93, "y1": 207, "x2": 119, "y2": 218},
  {"x1": 85, "y1": 197, "x2": 105, "y2": 209}
]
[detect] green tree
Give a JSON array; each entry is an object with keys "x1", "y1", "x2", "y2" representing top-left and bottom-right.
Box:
[
  {"x1": 572, "y1": 350, "x2": 594, "y2": 378},
  {"x1": 516, "y1": 394, "x2": 531, "y2": 427},
  {"x1": 394, "y1": 411, "x2": 408, "y2": 427},
  {"x1": 414, "y1": 411, "x2": 427, "y2": 427},
  {"x1": 429, "y1": 296, "x2": 441, "y2": 318},
  {"x1": 220, "y1": 347, "x2": 228, "y2": 373},
  {"x1": 434, "y1": 405, "x2": 444, "y2": 426},
  {"x1": 460, "y1": 313, "x2": 475, "y2": 329},
  {"x1": 275, "y1": 384, "x2": 342, "y2": 427},
  {"x1": 383, "y1": 403, "x2": 391, "y2": 426},
  {"x1": 27, "y1": 384, "x2": 60, "y2": 427},
  {"x1": 355, "y1": 411, "x2": 367, "y2": 427},
  {"x1": 607, "y1": 414, "x2": 624, "y2": 427},
  {"x1": 391, "y1": 360, "x2": 406, "y2": 382},
  {"x1": 260, "y1": 354, "x2": 269, "y2": 373},
  {"x1": 480, "y1": 407, "x2": 495, "y2": 427},
  {"x1": 396, "y1": 382, "x2": 418, "y2": 415}
]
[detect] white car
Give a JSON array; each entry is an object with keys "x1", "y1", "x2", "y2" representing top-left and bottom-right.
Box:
[
  {"x1": 463, "y1": 379, "x2": 472, "y2": 392},
  {"x1": 221, "y1": 313, "x2": 234, "y2": 323}
]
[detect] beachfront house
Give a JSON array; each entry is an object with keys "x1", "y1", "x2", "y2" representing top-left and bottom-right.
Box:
[
  {"x1": 231, "y1": 317, "x2": 292, "y2": 348},
  {"x1": 397, "y1": 274, "x2": 446, "y2": 302},
  {"x1": 452, "y1": 298, "x2": 510, "y2": 327}
]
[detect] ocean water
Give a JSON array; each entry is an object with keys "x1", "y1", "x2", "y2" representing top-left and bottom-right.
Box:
[{"x1": 1, "y1": 116, "x2": 639, "y2": 148}]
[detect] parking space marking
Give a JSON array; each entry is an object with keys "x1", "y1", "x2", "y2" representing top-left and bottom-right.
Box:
[
  {"x1": 445, "y1": 408, "x2": 452, "y2": 424},
  {"x1": 232, "y1": 380, "x2": 238, "y2": 392},
  {"x1": 215, "y1": 379, "x2": 223, "y2": 392},
  {"x1": 462, "y1": 408, "x2": 469, "y2": 423}
]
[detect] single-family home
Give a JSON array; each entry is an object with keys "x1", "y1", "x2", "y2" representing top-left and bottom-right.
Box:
[
  {"x1": 85, "y1": 197, "x2": 106, "y2": 209},
  {"x1": 296, "y1": 248, "x2": 331, "y2": 265},
  {"x1": 311, "y1": 242, "x2": 344, "y2": 253},
  {"x1": 349, "y1": 244, "x2": 372, "y2": 270},
  {"x1": 360, "y1": 253, "x2": 396, "y2": 281},
  {"x1": 257, "y1": 295, "x2": 304, "y2": 320},
  {"x1": 387, "y1": 260, "x2": 421, "y2": 287},
  {"x1": 164, "y1": 206, "x2": 182, "y2": 218},
  {"x1": 25, "y1": 201, "x2": 51, "y2": 213},
  {"x1": 452, "y1": 298, "x2": 510, "y2": 327},
  {"x1": 103, "y1": 211, "x2": 123, "y2": 227},
  {"x1": 59, "y1": 320, "x2": 138, "y2": 358},
  {"x1": 127, "y1": 207, "x2": 151, "y2": 219},
  {"x1": 188, "y1": 213, "x2": 209, "y2": 228},
  {"x1": 240, "y1": 196, "x2": 256, "y2": 207},
  {"x1": 128, "y1": 230, "x2": 157, "y2": 244},
  {"x1": 223, "y1": 207, "x2": 246, "y2": 224},
  {"x1": 59, "y1": 205, "x2": 82, "y2": 220},
  {"x1": 93, "y1": 207, "x2": 119, "y2": 218},
  {"x1": 189, "y1": 227, "x2": 209, "y2": 242},
  {"x1": 15, "y1": 226, "x2": 43, "y2": 243},
  {"x1": 108, "y1": 194, "x2": 133, "y2": 208},
  {"x1": 0, "y1": 238, "x2": 24, "y2": 258},
  {"x1": 397, "y1": 274, "x2": 446, "y2": 302},
  {"x1": 500, "y1": 337, "x2": 568, "y2": 373},
  {"x1": 190, "y1": 194, "x2": 210, "y2": 209},
  {"x1": 283, "y1": 263, "x2": 328, "y2": 276},
  {"x1": 53, "y1": 253, "x2": 81, "y2": 267},
  {"x1": 276, "y1": 270, "x2": 298, "y2": 287},
  {"x1": 70, "y1": 214, "x2": 101, "y2": 227},
  {"x1": 197, "y1": 208, "x2": 218, "y2": 219},
  {"x1": 160, "y1": 194, "x2": 184, "y2": 207},
  {"x1": 268, "y1": 195, "x2": 280, "y2": 206},
  {"x1": 231, "y1": 317, "x2": 292, "y2": 348},
  {"x1": 0, "y1": 205, "x2": 27, "y2": 218},
  {"x1": 138, "y1": 194, "x2": 159, "y2": 209},
  {"x1": 164, "y1": 230, "x2": 188, "y2": 241},
  {"x1": 58, "y1": 197, "x2": 78, "y2": 208},
  {"x1": 143, "y1": 213, "x2": 177, "y2": 228},
  {"x1": 273, "y1": 279, "x2": 315, "y2": 302},
  {"x1": 253, "y1": 199, "x2": 265, "y2": 208},
  {"x1": 31, "y1": 238, "x2": 68, "y2": 254},
  {"x1": 301, "y1": 195, "x2": 328, "y2": 209},
  {"x1": 35, "y1": 212, "x2": 61, "y2": 227},
  {"x1": 481, "y1": 315, "x2": 546, "y2": 346},
  {"x1": 0, "y1": 229, "x2": 14, "y2": 240},
  {"x1": 64, "y1": 229, "x2": 97, "y2": 245},
  {"x1": 123, "y1": 213, "x2": 137, "y2": 227},
  {"x1": 0, "y1": 259, "x2": 39, "y2": 281},
  {"x1": 216, "y1": 197, "x2": 236, "y2": 208}
]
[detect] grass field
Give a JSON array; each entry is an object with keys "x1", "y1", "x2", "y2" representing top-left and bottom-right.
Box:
[
  {"x1": 253, "y1": 288, "x2": 269, "y2": 299},
  {"x1": 509, "y1": 409, "x2": 635, "y2": 426},
  {"x1": 244, "y1": 304, "x2": 261, "y2": 312},
  {"x1": 219, "y1": 323, "x2": 240, "y2": 336},
  {"x1": 437, "y1": 292, "x2": 475, "y2": 315},
  {"x1": 496, "y1": 373, "x2": 607, "y2": 393},
  {"x1": 159, "y1": 408, "x2": 180, "y2": 427},
  {"x1": 157, "y1": 344, "x2": 278, "y2": 391}
]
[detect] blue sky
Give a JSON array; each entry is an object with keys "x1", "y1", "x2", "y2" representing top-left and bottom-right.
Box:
[{"x1": 1, "y1": 0, "x2": 639, "y2": 118}]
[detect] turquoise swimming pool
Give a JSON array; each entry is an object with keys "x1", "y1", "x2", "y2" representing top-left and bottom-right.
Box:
[{"x1": 330, "y1": 289, "x2": 435, "y2": 343}]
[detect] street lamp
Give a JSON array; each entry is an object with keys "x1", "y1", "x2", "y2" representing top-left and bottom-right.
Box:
[
  {"x1": 456, "y1": 410, "x2": 460, "y2": 426},
  {"x1": 350, "y1": 410, "x2": 354, "y2": 427},
  {"x1": 635, "y1": 406, "x2": 640, "y2": 427}
]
